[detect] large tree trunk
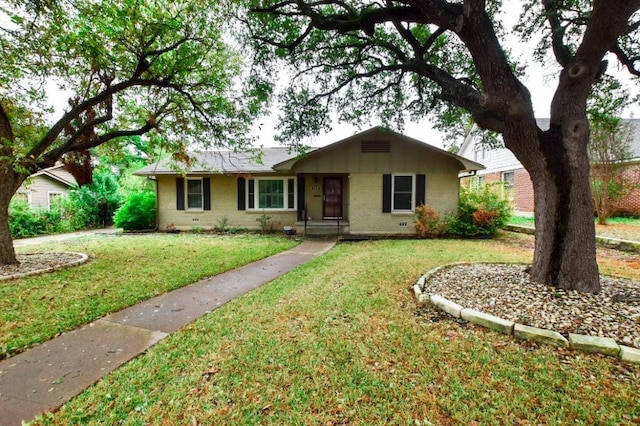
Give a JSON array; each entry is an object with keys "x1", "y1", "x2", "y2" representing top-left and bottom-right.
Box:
[
  {"x1": 529, "y1": 126, "x2": 600, "y2": 293},
  {"x1": 0, "y1": 185, "x2": 18, "y2": 265},
  {"x1": 0, "y1": 103, "x2": 19, "y2": 265},
  {"x1": 503, "y1": 116, "x2": 600, "y2": 294}
]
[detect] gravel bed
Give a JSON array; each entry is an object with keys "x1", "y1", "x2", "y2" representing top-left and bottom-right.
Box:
[
  {"x1": 425, "y1": 264, "x2": 640, "y2": 349},
  {"x1": 0, "y1": 253, "x2": 86, "y2": 280}
]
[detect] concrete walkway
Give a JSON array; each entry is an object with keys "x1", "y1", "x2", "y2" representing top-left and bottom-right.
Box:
[
  {"x1": 12, "y1": 228, "x2": 121, "y2": 247},
  {"x1": 0, "y1": 239, "x2": 336, "y2": 425}
]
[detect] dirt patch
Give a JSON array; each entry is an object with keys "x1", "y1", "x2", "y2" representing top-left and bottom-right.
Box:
[{"x1": 596, "y1": 223, "x2": 640, "y2": 242}]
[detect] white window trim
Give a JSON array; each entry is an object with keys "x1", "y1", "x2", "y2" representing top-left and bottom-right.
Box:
[
  {"x1": 47, "y1": 191, "x2": 64, "y2": 210},
  {"x1": 247, "y1": 177, "x2": 297, "y2": 211},
  {"x1": 391, "y1": 173, "x2": 415, "y2": 213},
  {"x1": 186, "y1": 177, "x2": 204, "y2": 211},
  {"x1": 502, "y1": 171, "x2": 515, "y2": 189}
]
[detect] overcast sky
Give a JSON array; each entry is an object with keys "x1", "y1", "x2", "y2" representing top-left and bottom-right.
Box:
[
  {"x1": 40, "y1": 2, "x2": 637, "y2": 150},
  {"x1": 254, "y1": 2, "x2": 638, "y2": 149}
]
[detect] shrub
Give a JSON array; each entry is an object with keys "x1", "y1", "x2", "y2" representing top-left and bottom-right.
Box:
[
  {"x1": 113, "y1": 191, "x2": 156, "y2": 230},
  {"x1": 414, "y1": 204, "x2": 449, "y2": 238},
  {"x1": 68, "y1": 171, "x2": 123, "y2": 227},
  {"x1": 214, "y1": 215, "x2": 229, "y2": 232},
  {"x1": 9, "y1": 201, "x2": 46, "y2": 238},
  {"x1": 448, "y1": 184, "x2": 512, "y2": 237}
]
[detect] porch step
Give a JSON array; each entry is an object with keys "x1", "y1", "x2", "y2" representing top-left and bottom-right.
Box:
[{"x1": 296, "y1": 221, "x2": 349, "y2": 236}]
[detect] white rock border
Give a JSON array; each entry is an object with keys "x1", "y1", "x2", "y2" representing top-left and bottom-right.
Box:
[
  {"x1": 0, "y1": 252, "x2": 89, "y2": 281},
  {"x1": 414, "y1": 262, "x2": 640, "y2": 365}
]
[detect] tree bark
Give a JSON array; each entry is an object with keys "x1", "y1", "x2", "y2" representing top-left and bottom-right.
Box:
[
  {"x1": 0, "y1": 103, "x2": 19, "y2": 265},
  {"x1": 502, "y1": 116, "x2": 600, "y2": 293},
  {"x1": 0, "y1": 186, "x2": 18, "y2": 265},
  {"x1": 530, "y1": 128, "x2": 600, "y2": 293}
]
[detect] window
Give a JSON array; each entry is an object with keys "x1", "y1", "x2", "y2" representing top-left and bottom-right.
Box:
[
  {"x1": 247, "y1": 177, "x2": 296, "y2": 210},
  {"x1": 186, "y1": 178, "x2": 203, "y2": 209},
  {"x1": 502, "y1": 171, "x2": 515, "y2": 191},
  {"x1": 474, "y1": 145, "x2": 487, "y2": 162},
  {"x1": 470, "y1": 175, "x2": 484, "y2": 190},
  {"x1": 392, "y1": 174, "x2": 414, "y2": 212},
  {"x1": 48, "y1": 192, "x2": 63, "y2": 210},
  {"x1": 259, "y1": 179, "x2": 284, "y2": 209},
  {"x1": 14, "y1": 192, "x2": 28, "y2": 204}
]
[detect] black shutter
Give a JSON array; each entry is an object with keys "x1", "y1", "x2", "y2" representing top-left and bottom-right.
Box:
[
  {"x1": 176, "y1": 177, "x2": 185, "y2": 210},
  {"x1": 203, "y1": 178, "x2": 211, "y2": 210},
  {"x1": 248, "y1": 179, "x2": 255, "y2": 209},
  {"x1": 297, "y1": 176, "x2": 305, "y2": 221},
  {"x1": 416, "y1": 174, "x2": 426, "y2": 207},
  {"x1": 237, "y1": 177, "x2": 246, "y2": 210},
  {"x1": 382, "y1": 174, "x2": 392, "y2": 213}
]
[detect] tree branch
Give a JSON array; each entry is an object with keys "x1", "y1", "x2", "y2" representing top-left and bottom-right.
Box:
[
  {"x1": 610, "y1": 42, "x2": 640, "y2": 77},
  {"x1": 542, "y1": 0, "x2": 573, "y2": 67}
]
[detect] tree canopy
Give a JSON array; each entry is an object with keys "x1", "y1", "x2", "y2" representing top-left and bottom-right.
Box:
[
  {"x1": 246, "y1": 0, "x2": 639, "y2": 141},
  {"x1": 0, "y1": 0, "x2": 268, "y2": 265},
  {"x1": 246, "y1": 0, "x2": 640, "y2": 293}
]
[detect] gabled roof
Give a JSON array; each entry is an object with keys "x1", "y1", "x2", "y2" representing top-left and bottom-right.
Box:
[
  {"x1": 273, "y1": 126, "x2": 484, "y2": 172},
  {"x1": 135, "y1": 126, "x2": 484, "y2": 176},
  {"x1": 31, "y1": 164, "x2": 77, "y2": 187}
]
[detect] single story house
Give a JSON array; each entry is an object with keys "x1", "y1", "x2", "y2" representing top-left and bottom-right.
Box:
[
  {"x1": 13, "y1": 164, "x2": 78, "y2": 210},
  {"x1": 458, "y1": 119, "x2": 640, "y2": 216},
  {"x1": 136, "y1": 127, "x2": 484, "y2": 235}
]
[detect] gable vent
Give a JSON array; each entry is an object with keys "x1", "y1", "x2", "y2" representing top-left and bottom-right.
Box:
[{"x1": 361, "y1": 140, "x2": 390, "y2": 153}]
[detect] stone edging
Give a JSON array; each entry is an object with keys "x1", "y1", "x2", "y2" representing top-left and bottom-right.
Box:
[
  {"x1": 413, "y1": 262, "x2": 640, "y2": 365},
  {"x1": 0, "y1": 252, "x2": 89, "y2": 281},
  {"x1": 505, "y1": 225, "x2": 640, "y2": 253}
]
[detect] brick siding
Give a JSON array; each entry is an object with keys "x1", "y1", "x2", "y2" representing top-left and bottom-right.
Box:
[{"x1": 613, "y1": 162, "x2": 640, "y2": 216}]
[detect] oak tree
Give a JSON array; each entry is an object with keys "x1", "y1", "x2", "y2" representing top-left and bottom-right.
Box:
[
  {"x1": 0, "y1": 0, "x2": 264, "y2": 264},
  {"x1": 247, "y1": 0, "x2": 640, "y2": 293}
]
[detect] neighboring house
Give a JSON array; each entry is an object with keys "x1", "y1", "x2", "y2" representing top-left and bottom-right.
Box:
[
  {"x1": 458, "y1": 119, "x2": 640, "y2": 216},
  {"x1": 13, "y1": 164, "x2": 78, "y2": 210},
  {"x1": 136, "y1": 126, "x2": 483, "y2": 235}
]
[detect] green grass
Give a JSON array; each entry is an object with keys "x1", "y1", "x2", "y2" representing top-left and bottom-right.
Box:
[
  {"x1": 607, "y1": 216, "x2": 640, "y2": 225},
  {"x1": 1, "y1": 234, "x2": 297, "y2": 358},
  {"x1": 508, "y1": 215, "x2": 535, "y2": 226},
  {"x1": 508, "y1": 215, "x2": 640, "y2": 227},
  {"x1": 31, "y1": 235, "x2": 640, "y2": 425}
]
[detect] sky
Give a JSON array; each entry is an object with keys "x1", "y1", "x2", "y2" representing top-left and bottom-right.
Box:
[
  {"x1": 41, "y1": 2, "x2": 638, "y2": 151},
  {"x1": 250, "y1": 2, "x2": 638, "y2": 150}
]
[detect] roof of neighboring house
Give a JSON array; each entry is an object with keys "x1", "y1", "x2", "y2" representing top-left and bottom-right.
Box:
[
  {"x1": 459, "y1": 118, "x2": 640, "y2": 164},
  {"x1": 31, "y1": 164, "x2": 77, "y2": 187},
  {"x1": 136, "y1": 126, "x2": 484, "y2": 176},
  {"x1": 626, "y1": 119, "x2": 640, "y2": 158}
]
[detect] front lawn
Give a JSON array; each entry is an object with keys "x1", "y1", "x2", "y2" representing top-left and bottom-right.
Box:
[
  {"x1": 0, "y1": 234, "x2": 297, "y2": 359},
  {"x1": 509, "y1": 215, "x2": 640, "y2": 241},
  {"x1": 34, "y1": 235, "x2": 639, "y2": 425}
]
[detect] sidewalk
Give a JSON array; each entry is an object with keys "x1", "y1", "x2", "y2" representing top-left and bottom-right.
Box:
[
  {"x1": 13, "y1": 228, "x2": 121, "y2": 247},
  {"x1": 0, "y1": 239, "x2": 336, "y2": 426}
]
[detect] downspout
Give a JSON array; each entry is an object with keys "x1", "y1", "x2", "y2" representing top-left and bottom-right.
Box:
[{"x1": 151, "y1": 176, "x2": 159, "y2": 231}]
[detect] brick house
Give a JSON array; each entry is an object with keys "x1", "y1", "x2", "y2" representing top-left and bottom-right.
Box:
[{"x1": 458, "y1": 119, "x2": 640, "y2": 216}]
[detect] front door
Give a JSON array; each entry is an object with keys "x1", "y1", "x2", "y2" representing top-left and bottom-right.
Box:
[{"x1": 323, "y1": 177, "x2": 343, "y2": 219}]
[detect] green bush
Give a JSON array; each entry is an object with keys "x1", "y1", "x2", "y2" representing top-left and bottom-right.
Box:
[
  {"x1": 68, "y1": 170, "x2": 123, "y2": 227},
  {"x1": 448, "y1": 184, "x2": 512, "y2": 237},
  {"x1": 9, "y1": 201, "x2": 47, "y2": 238},
  {"x1": 114, "y1": 191, "x2": 156, "y2": 230}
]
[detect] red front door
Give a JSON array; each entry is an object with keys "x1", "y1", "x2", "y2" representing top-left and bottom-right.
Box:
[{"x1": 323, "y1": 177, "x2": 343, "y2": 219}]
